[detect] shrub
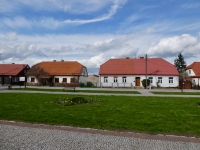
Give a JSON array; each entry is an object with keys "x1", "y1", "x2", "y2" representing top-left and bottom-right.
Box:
[
  {"x1": 142, "y1": 79, "x2": 150, "y2": 88},
  {"x1": 79, "y1": 82, "x2": 85, "y2": 87},
  {"x1": 86, "y1": 81, "x2": 94, "y2": 87},
  {"x1": 52, "y1": 96, "x2": 100, "y2": 106}
]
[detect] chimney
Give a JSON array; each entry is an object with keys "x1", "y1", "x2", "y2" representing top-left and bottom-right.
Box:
[
  {"x1": 126, "y1": 57, "x2": 129, "y2": 59},
  {"x1": 140, "y1": 57, "x2": 144, "y2": 59},
  {"x1": 61, "y1": 59, "x2": 64, "y2": 62},
  {"x1": 12, "y1": 63, "x2": 15, "y2": 64},
  {"x1": 53, "y1": 60, "x2": 56, "y2": 62}
]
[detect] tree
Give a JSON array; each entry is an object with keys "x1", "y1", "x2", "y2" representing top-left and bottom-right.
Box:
[
  {"x1": 180, "y1": 71, "x2": 190, "y2": 79},
  {"x1": 142, "y1": 79, "x2": 150, "y2": 88},
  {"x1": 174, "y1": 53, "x2": 187, "y2": 74}
]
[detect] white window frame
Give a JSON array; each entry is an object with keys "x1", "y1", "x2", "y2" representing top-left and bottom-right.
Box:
[
  {"x1": 114, "y1": 77, "x2": 118, "y2": 83},
  {"x1": 169, "y1": 77, "x2": 173, "y2": 84},
  {"x1": 148, "y1": 77, "x2": 153, "y2": 83},
  {"x1": 158, "y1": 77, "x2": 162, "y2": 83},
  {"x1": 122, "y1": 77, "x2": 127, "y2": 83},
  {"x1": 104, "y1": 77, "x2": 108, "y2": 83}
]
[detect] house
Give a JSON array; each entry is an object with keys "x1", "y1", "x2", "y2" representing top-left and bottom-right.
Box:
[
  {"x1": 0, "y1": 63, "x2": 30, "y2": 86},
  {"x1": 99, "y1": 57, "x2": 179, "y2": 88},
  {"x1": 26, "y1": 60, "x2": 88, "y2": 86},
  {"x1": 185, "y1": 62, "x2": 200, "y2": 87}
]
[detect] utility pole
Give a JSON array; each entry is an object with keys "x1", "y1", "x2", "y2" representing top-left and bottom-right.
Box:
[{"x1": 145, "y1": 54, "x2": 147, "y2": 89}]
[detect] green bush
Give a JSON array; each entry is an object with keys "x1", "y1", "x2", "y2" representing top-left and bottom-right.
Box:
[
  {"x1": 79, "y1": 82, "x2": 85, "y2": 87},
  {"x1": 142, "y1": 79, "x2": 150, "y2": 88},
  {"x1": 53, "y1": 96, "x2": 99, "y2": 106},
  {"x1": 86, "y1": 81, "x2": 94, "y2": 87}
]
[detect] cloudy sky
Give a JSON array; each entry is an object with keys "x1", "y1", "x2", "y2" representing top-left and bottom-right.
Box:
[{"x1": 0, "y1": 0, "x2": 200, "y2": 74}]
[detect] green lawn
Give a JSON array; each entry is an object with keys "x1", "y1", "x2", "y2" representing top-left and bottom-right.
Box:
[
  {"x1": 151, "y1": 91, "x2": 200, "y2": 95},
  {"x1": 13, "y1": 88, "x2": 140, "y2": 94},
  {"x1": 0, "y1": 93, "x2": 200, "y2": 137}
]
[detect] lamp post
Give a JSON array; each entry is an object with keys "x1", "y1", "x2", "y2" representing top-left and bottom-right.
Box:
[{"x1": 180, "y1": 65, "x2": 183, "y2": 92}]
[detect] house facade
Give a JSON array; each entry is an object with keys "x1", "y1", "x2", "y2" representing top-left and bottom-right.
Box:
[
  {"x1": 0, "y1": 64, "x2": 30, "y2": 86},
  {"x1": 26, "y1": 60, "x2": 88, "y2": 86},
  {"x1": 185, "y1": 62, "x2": 200, "y2": 87},
  {"x1": 99, "y1": 57, "x2": 179, "y2": 88}
]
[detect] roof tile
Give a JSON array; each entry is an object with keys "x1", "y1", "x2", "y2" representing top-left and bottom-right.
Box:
[{"x1": 99, "y1": 58, "x2": 179, "y2": 76}]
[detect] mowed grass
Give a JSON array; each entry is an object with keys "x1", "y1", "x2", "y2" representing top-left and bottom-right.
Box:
[
  {"x1": 0, "y1": 93, "x2": 200, "y2": 137},
  {"x1": 152, "y1": 91, "x2": 200, "y2": 95},
  {"x1": 13, "y1": 87, "x2": 140, "y2": 94}
]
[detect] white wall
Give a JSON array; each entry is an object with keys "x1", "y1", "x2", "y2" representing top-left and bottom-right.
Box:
[
  {"x1": 27, "y1": 76, "x2": 38, "y2": 83},
  {"x1": 79, "y1": 76, "x2": 88, "y2": 83},
  {"x1": 100, "y1": 75, "x2": 179, "y2": 88},
  {"x1": 54, "y1": 76, "x2": 78, "y2": 83},
  {"x1": 186, "y1": 69, "x2": 195, "y2": 76}
]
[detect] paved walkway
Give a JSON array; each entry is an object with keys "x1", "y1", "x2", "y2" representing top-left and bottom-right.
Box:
[
  {"x1": 1, "y1": 85, "x2": 200, "y2": 97},
  {"x1": 1, "y1": 121, "x2": 200, "y2": 150}
]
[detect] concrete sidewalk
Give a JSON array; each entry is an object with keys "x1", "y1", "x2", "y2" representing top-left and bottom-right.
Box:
[{"x1": 1, "y1": 85, "x2": 200, "y2": 97}]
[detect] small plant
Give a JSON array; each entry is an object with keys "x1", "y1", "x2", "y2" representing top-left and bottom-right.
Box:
[
  {"x1": 142, "y1": 79, "x2": 150, "y2": 88},
  {"x1": 156, "y1": 82, "x2": 160, "y2": 88},
  {"x1": 79, "y1": 82, "x2": 85, "y2": 87},
  {"x1": 197, "y1": 102, "x2": 200, "y2": 107},
  {"x1": 86, "y1": 81, "x2": 94, "y2": 87},
  {"x1": 52, "y1": 96, "x2": 100, "y2": 106}
]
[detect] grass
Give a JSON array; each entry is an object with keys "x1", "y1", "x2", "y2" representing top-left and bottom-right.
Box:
[
  {"x1": 13, "y1": 87, "x2": 140, "y2": 94},
  {"x1": 151, "y1": 91, "x2": 200, "y2": 95},
  {"x1": 0, "y1": 93, "x2": 200, "y2": 137}
]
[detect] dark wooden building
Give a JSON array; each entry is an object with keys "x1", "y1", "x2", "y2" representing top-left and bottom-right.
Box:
[{"x1": 0, "y1": 64, "x2": 30, "y2": 86}]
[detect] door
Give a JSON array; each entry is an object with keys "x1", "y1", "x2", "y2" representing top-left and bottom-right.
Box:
[{"x1": 136, "y1": 77, "x2": 140, "y2": 86}]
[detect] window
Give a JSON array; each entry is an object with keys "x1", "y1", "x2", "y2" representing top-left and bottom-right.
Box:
[
  {"x1": 189, "y1": 70, "x2": 191, "y2": 74},
  {"x1": 169, "y1": 77, "x2": 173, "y2": 84},
  {"x1": 104, "y1": 77, "x2": 108, "y2": 82},
  {"x1": 55, "y1": 78, "x2": 59, "y2": 83},
  {"x1": 148, "y1": 77, "x2": 153, "y2": 83},
  {"x1": 12, "y1": 77, "x2": 19, "y2": 82},
  {"x1": 158, "y1": 77, "x2": 162, "y2": 83},
  {"x1": 31, "y1": 78, "x2": 35, "y2": 82},
  {"x1": 114, "y1": 77, "x2": 118, "y2": 83},
  {"x1": 63, "y1": 78, "x2": 67, "y2": 83},
  {"x1": 122, "y1": 77, "x2": 127, "y2": 83}
]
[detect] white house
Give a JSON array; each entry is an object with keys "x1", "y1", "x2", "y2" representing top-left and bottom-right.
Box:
[
  {"x1": 185, "y1": 62, "x2": 200, "y2": 86},
  {"x1": 26, "y1": 60, "x2": 88, "y2": 86},
  {"x1": 99, "y1": 57, "x2": 179, "y2": 88}
]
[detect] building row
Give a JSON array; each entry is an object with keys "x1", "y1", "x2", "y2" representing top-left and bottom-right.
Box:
[{"x1": 0, "y1": 57, "x2": 200, "y2": 89}]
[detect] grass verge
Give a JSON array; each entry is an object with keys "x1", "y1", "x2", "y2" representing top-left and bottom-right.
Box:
[
  {"x1": 13, "y1": 88, "x2": 140, "y2": 94},
  {"x1": 0, "y1": 93, "x2": 200, "y2": 137},
  {"x1": 151, "y1": 91, "x2": 200, "y2": 95}
]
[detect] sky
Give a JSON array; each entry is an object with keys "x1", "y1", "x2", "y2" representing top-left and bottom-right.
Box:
[{"x1": 0, "y1": 0, "x2": 200, "y2": 74}]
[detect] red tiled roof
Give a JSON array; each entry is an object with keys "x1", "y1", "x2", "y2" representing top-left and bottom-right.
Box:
[
  {"x1": 99, "y1": 58, "x2": 179, "y2": 76},
  {"x1": 0, "y1": 64, "x2": 29, "y2": 76},
  {"x1": 27, "y1": 61, "x2": 86, "y2": 76},
  {"x1": 186, "y1": 62, "x2": 200, "y2": 76}
]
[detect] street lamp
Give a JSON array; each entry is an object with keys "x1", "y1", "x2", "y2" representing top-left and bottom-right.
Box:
[{"x1": 180, "y1": 65, "x2": 183, "y2": 92}]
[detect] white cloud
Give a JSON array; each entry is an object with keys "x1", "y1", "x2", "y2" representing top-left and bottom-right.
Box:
[
  {"x1": 1, "y1": 32, "x2": 199, "y2": 71},
  {"x1": 80, "y1": 53, "x2": 106, "y2": 68},
  {"x1": 0, "y1": 0, "x2": 127, "y2": 29},
  {"x1": 118, "y1": 48, "x2": 139, "y2": 58},
  {"x1": 146, "y1": 28, "x2": 155, "y2": 33},
  {"x1": 0, "y1": 0, "x2": 115, "y2": 14},
  {"x1": 147, "y1": 34, "x2": 198, "y2": 57}
]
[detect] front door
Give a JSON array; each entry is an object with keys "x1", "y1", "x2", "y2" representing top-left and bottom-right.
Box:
[{"x1": 136, "y1": 77, "x2": 140, "y2": 86}]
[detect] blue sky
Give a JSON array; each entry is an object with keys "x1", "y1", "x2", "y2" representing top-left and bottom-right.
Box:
[{"x1": 0, "y1": 0, "x2": 200, "y2": 74}]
